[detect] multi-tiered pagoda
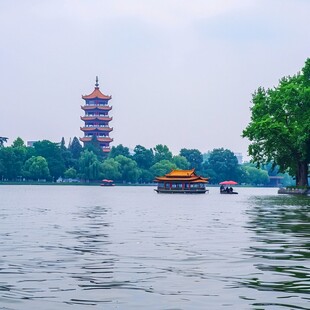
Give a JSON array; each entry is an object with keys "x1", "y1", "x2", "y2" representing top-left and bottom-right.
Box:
[{"x1": 80, "y1": 77, "x2": 113, "y2": 153}]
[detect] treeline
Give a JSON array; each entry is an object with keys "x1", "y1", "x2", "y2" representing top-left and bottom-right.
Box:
[{"x1": 0, "y1": 136, "x2": 293, "y2": 185}]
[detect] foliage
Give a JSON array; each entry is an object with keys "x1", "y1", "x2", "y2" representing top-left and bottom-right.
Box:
[
  {"x1": 109, "y1": 144, "x2": 131, "y2": 159},
  {"x1": 64, "y1": 167, "x2": 77, "y2": 179},
  {"x1": 241, "y1": 165, "x2": 270, "y2": 185},
  {"x1": 243, "y1": 58, "x2": 310, "y2": 186},
  {"x1": 203, "y1": 148, "x2": 241, "y2": 184},
  {"x1": 12, "y1": 137, "x2": 25, "y2": 148},
  {"x1": 78, "y1": 150, "x2": 101, "y2": 181},
  {"x1": 179, "y1": 148, "x2": 203, "y2": 171},
  {"x1": 69, "y1": 137, "x2": 83, "y2": 160},
  {"x1": 153, "y1": 144, "x2": 172, "y2": 163},
  {"x1": 33, "y1": 140, "x2": 65, "y2": 179},
  {"x1": 0, "y1": 137, "x2": 8, "y2": 147},
  {"x1": 101, "y1": 158, "x2": 121, "y2": 181},
  {"x1": 114, "y1": 155, "x2": 140, "y2": 183},
  {"x1": 132, "y1": 145, "x2": 154, "y2": 169},
  {"x1": 172, "y1": 155, "x2": 190, "y2": 170},
  {"x1": 23, "y1": 156, "x2": 50, "y2": 180},
  {"x1": 150, "y1": 160, "x2": 177, "y2": 177},
  {"x1": 84, "y1": 135, "x2": 105, "y2": 160}
]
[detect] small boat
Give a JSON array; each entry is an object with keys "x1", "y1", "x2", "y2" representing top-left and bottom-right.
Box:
[
  {"x1": 100, "y1": 179, "x2": 115, "y2": 186},
  {"x1": 219, "y1": 181, "x2": 238, "y2": 194},
  {"x1": 154, "y1": 169, "x2": 209, "y2": 194}
]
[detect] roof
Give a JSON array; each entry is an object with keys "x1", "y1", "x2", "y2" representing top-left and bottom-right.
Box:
[
  {"x1": 154, "y1": 169, "x2": 209, "y2": 183},
  {"x1": 81, "y1": 105, "x2": 112, "y2": 111},
  {"x1": 82, "y1": 87, "x2": 112, "y2": 100},
  {"x1": 80, "y1": 116, "x2": 112, "y2": 121},
  {"x1": 165, "y1": 169, "x2": 196, "y2": 177},
  {"x1": 80, "y1": 127, "x2": 113, "y2": 132}
]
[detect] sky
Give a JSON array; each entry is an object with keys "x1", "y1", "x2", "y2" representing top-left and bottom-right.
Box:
[{"x1": 1, "y1": 0, "x2": 310, "y2": 160}]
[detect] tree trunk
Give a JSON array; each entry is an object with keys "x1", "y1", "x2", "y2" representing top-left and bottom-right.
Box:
[{"x1": 296, "y1": 161, "x2": 309, "y2": 187}]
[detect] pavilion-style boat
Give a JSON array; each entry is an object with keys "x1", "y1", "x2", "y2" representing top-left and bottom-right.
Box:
[{"x1": 154, "y1": 169, "x2": 209, "y2": 194}]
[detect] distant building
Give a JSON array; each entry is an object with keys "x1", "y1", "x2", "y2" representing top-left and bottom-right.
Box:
[
  {"x1": 234, "y1": 152, "x2": 243, "y2": 164},
  {"x1": 80, "y1": 77, "x2": 113, "y2": 153},
  {"x1": 27, "y1": 141, "x2": 38, "y2": 147}
]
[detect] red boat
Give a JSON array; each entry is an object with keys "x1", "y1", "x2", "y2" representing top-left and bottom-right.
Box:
[{"x1": 100, "y1": 179, "x2": 115, "y2": 186}]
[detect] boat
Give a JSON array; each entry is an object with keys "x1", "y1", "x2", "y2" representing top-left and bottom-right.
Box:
[
  {"x1": 154, "y1": 169, "x2": 209, "y2": 194},
  {"x1": 219, "y1": 180, "x2": 238, "y2": 194},
  {"x1": 100, "y1": 179, "x2": 115, "y2": 186}
]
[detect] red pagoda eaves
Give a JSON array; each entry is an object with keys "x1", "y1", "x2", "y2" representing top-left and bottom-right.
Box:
[{"x1": 80, "y1": 77, "x2": 113, "y2": 153}]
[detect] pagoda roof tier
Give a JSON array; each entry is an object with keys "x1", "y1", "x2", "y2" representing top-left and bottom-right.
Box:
[
  {"x1": 82, "y1": 87, "x2": 111, "y2": 100},
  {"x1": 103, "y1": 148, "x2": 111, "y2": 153},
  {"x1": 155, "y1": 169, "x2": 209, "y2": 183},
  {"x1": 80, "y1": 137, "x2": 113, "y2": 143},
  {"x1": 81, "y1": 105, "x2": 112, "y2": 111},
  {"x1": 80, "y1": 127, "x2": 113, "y2": 132},
  {"x1": 80, "y1": 116, "x2": 112, "y2": 122}
]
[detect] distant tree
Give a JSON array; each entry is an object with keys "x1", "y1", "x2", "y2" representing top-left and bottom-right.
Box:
[
  {"x1": 12, "y1": 137, "x2": 25, "y2": 148},
  {"x1": 84, "y1": 135, "x2": 105, "y2": 159},
  {"x1": 138, "y1": 169, "x2": 154, "y2": 183},
  {"x1": 33, "y1": 140, "x2": 65, "y2": 180},
  {"x1": 243, "y1": 58, "x2": 310, "y2": 186},
  {"x1": 69, "y1": 137, "x2": 83, "y2": 160},
  {"x1": 132, "y1": 145, "x2": 154, "y2": 169},
  {"x1": 150, "y1": 160, "x2": 177, "y2": 177},
  {"x1": 172, "y1": 155, "x2": 190, "y2": 170},
  {"x1": 64, "y1": 167, "x2": 77, "y2": 179},
  {"x1": 109, "y1": 144, "x2": 131, "y2": 158},
  {"x1": 0, "y1": 137, "x2": 8, "y2": 147},
  {"x1": 241, "y1": 164, "x2": 270, "y2": 185},
  {"x1": 153, "y1": 144, "x2": 172, "y2": 163},
  {"x1": 202, "y1": 148, "x2": 241, "y2": 184},
  {"x1": 23, "y1": 156, "x2": 50, "y2": 180},
  {"x1": 0, "y1": 147, "x2": 18, "y2": 180},
  {"x1": 79, "y1": 150, "x2": 101, "y2": 181},
  {"x1": 179, "y1": 148, "x2": 203, "y2": 171},
  {"x1": 101, "y1": 158, "x2": 122, "y2": 181},
  {"x1": 114, "y1": 155, "x2": 140, "y2": 183},
  {"x1": 60, "y1": 137, "x2": 66, "y2": 150}
]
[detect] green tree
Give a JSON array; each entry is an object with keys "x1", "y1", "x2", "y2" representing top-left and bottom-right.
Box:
[
  {"x1": 23, "y1": 156, "x2": 50, "y2": 180},
  {"x1": 101, "y1": 158, "x2": 122, "y2": 181},
  {"x1": 0, "y1": 147, "x2": 17, "y2": 180},
  {"x1": 0, "y1": 137, "x2": 8, "y2": 147},
  {"x1": 203, "y1": 148, "x2": 241, "y2": 184},
  {"x1": 114, "y1": 155, "x2": 140, "y2": 183},
  {"x1": 153, "y1": 144, "x2": 172, "y2": 163},
  {"x1": 33, "y1": 140, "x2": 65, "y2": 180},
  {"x1": 179, "y1": 148, "x2": 203, "y2": 171},
  {"x1": 79, "y1": 150, "x2": 101, "y2": 181},
  {"x1": 172, "y1": 155, "x2": 190, "y2": 170},
  {"x1": 242, "y1": 164, "x2": 270, "y2": 185},
  {"x1": 84, "y1": 135, "x2": 105, "y2": 159},
  {"x1": 64, "y1": 167, "x2": 77, "y2": 179},
  {"x1": 150, "y1": 160, "x2": 177, "y2": 177},
  {"x1": 109, "y1": 144, "x2": 131, "y2": 158},
  {"x1": 12, "y1": 137, "x2": 25, "y2": 148},
  {"x1": 69, "y1": 137, "x2": 83, "y2": 160},
  {"x1": 243, "y1": 59, "x2": 310, "y2": 186},
  {"x1": 132, "y1": 145, "x2": 154, "y2": 169}
]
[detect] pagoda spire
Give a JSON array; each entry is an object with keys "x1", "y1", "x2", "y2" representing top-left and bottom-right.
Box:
[{"x1": 95, "y1": 76, "x2": 99, "y2": 88}]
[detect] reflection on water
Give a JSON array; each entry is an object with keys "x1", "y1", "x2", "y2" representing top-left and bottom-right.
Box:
[
  {"x1": 0, "y1": 186, "x2": 309, "y2": 309},
  {"x1": 241, "y1": 195, "x2": 310, "y2": 309}
]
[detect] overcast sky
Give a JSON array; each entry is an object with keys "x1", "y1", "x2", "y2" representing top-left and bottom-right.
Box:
[{"x1": 1, "y1": 0, "x2": 309, "y2": 159}]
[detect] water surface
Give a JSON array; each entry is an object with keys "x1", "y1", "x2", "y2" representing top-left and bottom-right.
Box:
[{"x1": 0, "y1": 186, "x2": 309, "y2": 309}]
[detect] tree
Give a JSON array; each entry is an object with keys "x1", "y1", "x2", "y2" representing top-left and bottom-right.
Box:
[
  {"x1": 69, "y1": 137, "x2": 83, "y2": 160},
  {"x1": 23, "y1": 156, "x2": 50, "y2": 180},
  {"x1": 109, "y1": 144, "x2": 131, "y2": 158},
  {"x1": 78, "y1": 150, "x2": 101, "y2": 181},
  {"x1": 33, "y1": 140, "x2": 65, "y2": 180},
  {"x1": 0, "y1": 137, "x2": 8, "y2": 147},
  {"x1": 132, "y1": 145, "x2": 154, "y2": 169},
  {"x1": 172, "y1": 155, "x2": 190, "y2": 170},
  {"x1": 150, "y1": 160, "x2": 177, "y2": 177},
  {"x1": 101, "y1": 158, "x2": 121, "y2": 181},
  {"x1": 84, "y1": 135, "x2": 105, "y2": 159},
  {"x1": 64, "y1": 167, "x2": 77, "y2": 179},
  {"x1": 12, "y1": 137, "x2": 25, "y2": 148},
  {"x1": 242, "y1": 164, "x2": 270, "y2": 186},
  {"x1": 114, "y1": 155, "x2": 140, "y2": 183},
  {"x1": 203, "y1": 148, "x2": 241, "y2": 184},
  {"x1": 153, "y1": 144, "x2": 172, "y2": 163},
  {"x1": 179, "y1": 148, "x2": 203, "y2": 171},
  {"x1": 243, "y1": 59, "x2": 310, "y2": 186}
]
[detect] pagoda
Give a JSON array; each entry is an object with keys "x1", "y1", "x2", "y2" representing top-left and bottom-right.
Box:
[{"x1": 80, "y1": 77, "x2": 113, "y2": 153}]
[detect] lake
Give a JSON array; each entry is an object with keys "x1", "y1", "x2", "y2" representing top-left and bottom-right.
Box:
[{"x1": 0, "y1": 186, "x2": 309, "y2": 310}]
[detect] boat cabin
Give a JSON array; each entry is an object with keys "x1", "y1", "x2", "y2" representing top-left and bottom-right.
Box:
[{"x1": 154, "y1": 169, "x2": 209, "y2": 194}]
